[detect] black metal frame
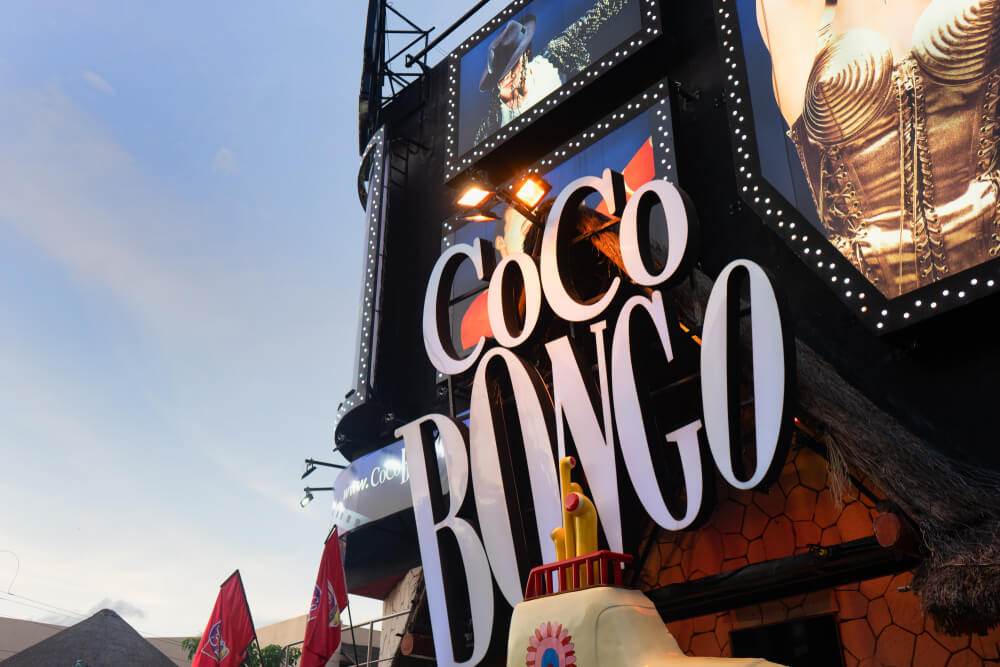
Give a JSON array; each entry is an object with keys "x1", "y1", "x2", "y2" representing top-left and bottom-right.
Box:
[
  {"x1": 339, "y1": 127, "x2": 389, "y2": 426},
  {"x1": 442, "y1": 76, "x2": 678, "y2": 244},
  {"x1": 359, "y1": 0, "x2": 432, "y2": 152},
  {"x1": 648, "y1": 537, "x2": 917, "y2": 622},
  {"x1": 441, "y1": 0, "x2": 663, "y2": 182}
]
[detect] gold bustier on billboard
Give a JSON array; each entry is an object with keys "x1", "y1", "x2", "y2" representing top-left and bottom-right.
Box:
[{"x1": 790, "y1": 0, "x2": 1000, "y2": 295}]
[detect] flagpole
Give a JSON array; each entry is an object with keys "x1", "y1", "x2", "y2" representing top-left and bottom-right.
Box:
[
  {"x1": 252, "y1": 637, "x2": 263, "y2": 667},
  {"x1": 345, "y1": 602, "x2": 362, "y2": 666},
  {"x1": 239, "y1": 638, "x2": 262, "y2": 667},
  {"x1": 234, "y1": 570, "x2": 260, "y2": 662},
  {"x1": 331, "y1": 527, "x2": 360, "y2": 666}
]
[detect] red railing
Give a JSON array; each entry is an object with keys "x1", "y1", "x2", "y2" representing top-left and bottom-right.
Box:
[{"x1": 524, "y1": 551, "x2": 634, "y2": 600}]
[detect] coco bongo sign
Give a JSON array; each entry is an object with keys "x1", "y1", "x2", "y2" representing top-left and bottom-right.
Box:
[{"x1": 396, "y1": 170, "x2": 793, "y2": 666}]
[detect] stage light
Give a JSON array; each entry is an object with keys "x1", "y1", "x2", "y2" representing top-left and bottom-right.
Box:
[
  {"x1": 460, "y1": 211, "x2": 500, "y2": 223},
  {"x1": 299, "y1": 486, "x2": 334, "y2": 509},
  {"x1": 457, "y1": 186, "x2": 494, "y2": 208},
  {"x1": 514, "y1": 175, "x2": 551, "y2": 210},
  {"x1": 301, "y1": 458, "x2": 346, "y2": 480}
]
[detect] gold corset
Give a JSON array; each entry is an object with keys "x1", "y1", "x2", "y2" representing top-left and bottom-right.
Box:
[{"x1": 790, "y1": 0, "x2": 1000, "y2": 295}]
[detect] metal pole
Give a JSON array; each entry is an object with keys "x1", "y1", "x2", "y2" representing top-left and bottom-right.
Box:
[
  {"x1": 366, "y1": 619, "x2": 374, "y2": 667},
  {"x1": 345, "y1": 603, "x2": 362, "y2": 666},
  {"x1": 404, "y1": 0, "x2": 492, "y2": 67}
]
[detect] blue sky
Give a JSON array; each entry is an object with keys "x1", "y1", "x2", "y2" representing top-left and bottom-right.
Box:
[{"x1": 0, "y1": 0, "x2": 509, "y2": 640}]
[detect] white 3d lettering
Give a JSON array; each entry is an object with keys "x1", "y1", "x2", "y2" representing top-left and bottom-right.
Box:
[{"x1": 400, "y1": 171, "x2": 789, "y2": 667}]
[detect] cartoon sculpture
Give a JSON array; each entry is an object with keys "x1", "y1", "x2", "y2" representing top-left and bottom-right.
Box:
[{"x1": 506, "y1": 457, "x2": 784, "y2": 667}]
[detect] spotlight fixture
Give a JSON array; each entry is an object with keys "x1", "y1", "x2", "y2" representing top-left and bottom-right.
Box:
[
  {"x1": 457, "y1": 186, "x2": 495, "y2": 208},
  {"x1": 455, "y1": 172, "x2": 552, "y2": 226},
  {"x1": 299, "y1": 486, "x2": 334, "y2": 509},
  {"x1": 513, "y1": 174, "x2": 551, "y2": 210},
  {"x1": 301, "y1": 458, "x2": 347, "y2": 480},
  {"x1": 461, "y1": 211, "x2": 500, "y2": 223}
]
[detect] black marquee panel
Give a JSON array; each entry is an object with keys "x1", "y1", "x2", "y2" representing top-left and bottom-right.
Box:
[{"x1": 443, "y1": 0, "x2": 662, "y2": 181}]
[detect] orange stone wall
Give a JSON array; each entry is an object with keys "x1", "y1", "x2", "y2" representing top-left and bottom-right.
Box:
[{"x1": 635, "y1": 446, "x2": 1000, "y2": 665}]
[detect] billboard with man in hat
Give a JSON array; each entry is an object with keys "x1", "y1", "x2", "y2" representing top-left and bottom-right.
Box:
[{"x1": 457, "y1": 0, "x2": 640, "y2": 155}]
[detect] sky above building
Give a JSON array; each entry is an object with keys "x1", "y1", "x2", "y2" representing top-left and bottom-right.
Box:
[{"x1": 0, "y1": 0, "x2": 508, "y2": 641}]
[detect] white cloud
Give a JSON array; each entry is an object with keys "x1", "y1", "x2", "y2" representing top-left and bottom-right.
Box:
[
  {"x1": 82, "y1": 70, "x2": 115, "y2": 96},
  {"x1": 212, "y1": 147, "x2": 235, "y2": 173}
]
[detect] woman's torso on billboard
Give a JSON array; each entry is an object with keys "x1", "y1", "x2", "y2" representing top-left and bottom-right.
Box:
[{"x1": 756, "y1": 0, "x2": 1000, "y2": 296}]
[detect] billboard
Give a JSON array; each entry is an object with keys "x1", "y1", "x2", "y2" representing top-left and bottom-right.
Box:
[
  {"x1": 442, "y1": 80, "x2": 678, "y2": 357},
  {"x1": 720, "y1": 0, "x2": 1000, "y2": 329},
  {"x1": 443, "y1": 0, "x2": 660, "y2": 179},
  {"x1": 331, "y1": 437, "x2": 450, "y2": 534}
]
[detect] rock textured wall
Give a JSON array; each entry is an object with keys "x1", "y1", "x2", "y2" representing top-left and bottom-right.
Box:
[
  {"x1": 380, "y1": 567, "x2": 422, "y2": 663},
  {"x1": 636, "y1": 447, "x2": 1000, "y2": 665}
]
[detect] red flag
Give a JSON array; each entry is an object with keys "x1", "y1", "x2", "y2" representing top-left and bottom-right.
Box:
[
  {"x1": 301, "y1": 528, "x2": 349, "y2": 667},
  {"x1": 191, "y1": 571, "x2": 257, "y2": 667}
]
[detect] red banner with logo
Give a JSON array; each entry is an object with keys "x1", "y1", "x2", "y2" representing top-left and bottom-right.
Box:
[
  {"x1": 301, "y1": 528, "x2": 349, "y2": 667},
  {"x1": 191, "y1": 571, "x2": 257, "y2": 667}
]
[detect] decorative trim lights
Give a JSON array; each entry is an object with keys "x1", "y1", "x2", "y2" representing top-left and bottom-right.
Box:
[
  {"x1": 337, "y1": 127, "x2": 388, "y2": 425},
  {"x1": 713, "y1": 0, "x2": 1000, "y2": 333},
  {"x1": 442, "y1": 0, "x2": 662, "y2": 181},
  {"x1": 443, "y1": 76, "x2": 678, "y2": 247}
]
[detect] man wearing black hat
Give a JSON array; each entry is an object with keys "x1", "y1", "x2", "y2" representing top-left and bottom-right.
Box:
[{"x1": 475, "y1": 0, "x2": 632, "y2": 144}]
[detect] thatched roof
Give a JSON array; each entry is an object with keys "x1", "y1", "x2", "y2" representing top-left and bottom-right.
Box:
[{"x1": 1, "y1": 609, "x2": 176, "y2": 666}]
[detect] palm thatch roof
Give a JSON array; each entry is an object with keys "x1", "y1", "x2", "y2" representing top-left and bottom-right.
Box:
[{"x1": 1, "y1": 609, "x2": 176, "y2": 666}]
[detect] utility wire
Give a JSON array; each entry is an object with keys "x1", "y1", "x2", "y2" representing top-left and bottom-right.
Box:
[
  {"x1": 0, "y1": 591, "x2": 186, "y2": 647},
  {"x1": 0, "y1": 551, "x2": 19, "y2": 594}
]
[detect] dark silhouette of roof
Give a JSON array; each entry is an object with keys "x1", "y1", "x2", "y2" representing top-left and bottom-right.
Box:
[{"x1": 1, "y1": 609, "x2": 176, "y2": 666}]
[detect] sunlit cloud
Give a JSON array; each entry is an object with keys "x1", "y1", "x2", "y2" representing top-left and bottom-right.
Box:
[
  {"x1": 82, "y1": 70, "x2": 115, "y2": 96},
  {"x1": 0, "y1": 84, "x2": 238, "y2": 339}
]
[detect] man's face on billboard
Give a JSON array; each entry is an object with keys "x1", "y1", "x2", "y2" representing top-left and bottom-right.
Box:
[
  {"x1": 495, "y1": 208, "x2": 534, "y2": 258},
  {"x1": 497, "y1": 55, "x2": 527, "y2": 106}
]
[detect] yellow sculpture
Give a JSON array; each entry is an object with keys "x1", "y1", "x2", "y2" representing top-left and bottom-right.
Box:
[
  {"x1": 506, "y1": 456, "x2": 785, "y2": 666},
  {"x1": 550, "y1": 456, "x2": 600, "y2": 588}
]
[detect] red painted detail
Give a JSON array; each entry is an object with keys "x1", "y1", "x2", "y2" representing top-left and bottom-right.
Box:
[
  {"x1": 524, "y1": 551, "x2": 634, "y2": 600},
  {"x1": 564, "y1": 493, "x2": 581, "y2": 512},
  {"x1": 525, "y1": 621, "x2": 576, "y2": 666}
]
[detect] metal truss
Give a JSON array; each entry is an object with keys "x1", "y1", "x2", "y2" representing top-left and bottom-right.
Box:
[{"x1": 358, "y1": 1, "x2": 431, "y2": 151}]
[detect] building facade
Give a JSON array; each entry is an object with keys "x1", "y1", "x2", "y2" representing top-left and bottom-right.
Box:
[{"x1": 327, "y1": 0, "x2": 1000, "y2": 665}]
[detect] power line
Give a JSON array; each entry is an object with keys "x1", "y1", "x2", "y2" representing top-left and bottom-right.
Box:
[
  {"x1": 0, "y1": 592, "x2": 187, "y2": 647},
  {"x1": 0, "y1": 592, "x2": 85, "y2": 619}
]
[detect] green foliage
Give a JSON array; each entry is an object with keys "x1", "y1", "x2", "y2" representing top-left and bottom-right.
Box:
[
  {"x1": 180, "y1": 637, "x2": 300, "y2": 666},
  {"x1": 181, "y1": 637, "x2": 199, "y2": 660},
  {"x1": 244, "y1": 643, "x2": 301, "y2": 667}
]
